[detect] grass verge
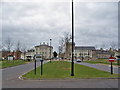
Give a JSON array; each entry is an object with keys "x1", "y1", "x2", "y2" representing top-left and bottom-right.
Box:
[
  {"x1": 0, "y1": 59, "x2": 32, "y2": 69},
  {"x1": 83, "y1": 59, "x2": 118, "y2": 66},
  {"x1": 22, "y1": 61, "x2": 118, "y2": 79}
]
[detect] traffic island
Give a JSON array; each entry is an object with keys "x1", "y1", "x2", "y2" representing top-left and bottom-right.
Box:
[{"x1": 21, "y1": 61, "x2": 118, "y2": 80}]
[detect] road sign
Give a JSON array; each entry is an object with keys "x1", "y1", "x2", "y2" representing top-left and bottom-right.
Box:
[
  {"x1": 109, "y1": 57, "x2": 115, "y2": 62},
  {"x1": 35, "y1": 54, "x2": 42, "y2": 61},
  {"x1": 34, "y1": 54, "x2": 43, "y2": 76},
  {"x1": 109, "y1": 56, "x2": 115, "y2": 75}
]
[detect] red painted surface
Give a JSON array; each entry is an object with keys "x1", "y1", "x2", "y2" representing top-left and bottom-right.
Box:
[{"x1": 109, "y1": 57, "x2": 115, "y2": 62}]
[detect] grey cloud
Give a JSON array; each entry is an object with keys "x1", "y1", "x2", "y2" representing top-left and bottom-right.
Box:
[{"x1": 2, "y1": 2, "x2": 118, "y2": 51}]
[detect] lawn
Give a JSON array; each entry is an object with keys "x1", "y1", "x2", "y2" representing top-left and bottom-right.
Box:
[
  {"x1": 0, "y1": 59, "x2": 32, "y2": 69},
  {"x1": 83, "y1": 59, "x2": 119, "y2": 66},
  {"x1": 22, "y1": 61, "x2": 118, "y2": 79}
]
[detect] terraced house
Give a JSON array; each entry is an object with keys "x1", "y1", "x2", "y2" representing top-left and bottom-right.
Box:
[{"x1": 75, "y1": 46, "x2": 96, "y2": 60}]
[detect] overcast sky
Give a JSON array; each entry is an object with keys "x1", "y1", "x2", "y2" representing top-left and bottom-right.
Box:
[{"x1": 1, "y1": 0, "x2": 118, "y2": 52}]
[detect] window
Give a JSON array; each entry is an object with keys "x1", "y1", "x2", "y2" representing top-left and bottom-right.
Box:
[
  {"x1": 36, "y1": 48, "x2": 38, "y2": 51},
  {"x1": 98, "y1": 56, "x2": 101, "y2": 58}
]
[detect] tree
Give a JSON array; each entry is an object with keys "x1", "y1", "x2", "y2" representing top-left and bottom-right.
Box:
[
  {"x1": 64, "y1": 32, "x2": 72, "y2": 59},
  {"x1": 110, "y1": 41, "x2": 117, "y2": 50},
  {"x1": 58, "y1": 32, "x2": 72, "y2": 59},
  {"x1": 101, "y1": 42, "x2": 107, "y2": 58},
  {"x1": 21, "y1": 44, "x2": 27, "y2": 60},
  {"x1": 109, "y1": 41, "x2": 117, "y2": 57},
  {"x1": 15, "y1": 41, "x2": 22, "y2": 60},
  {"x1": 53, "y1": 51, "x2": 57, "y2": 58},
  {"x1": 4, "y1": 37, "x2": 14, "y2": 59}
]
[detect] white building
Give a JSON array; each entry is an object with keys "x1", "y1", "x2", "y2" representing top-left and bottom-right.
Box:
[
  {"x1": 35, "y1": 42, "x2": 53, "y2": 59},
  {"x1": 74, "y1": 46, "x2": 95, "y2": 59},
  {"x1": 21, "y1": 49, "x2": 35, "y2": 60}
]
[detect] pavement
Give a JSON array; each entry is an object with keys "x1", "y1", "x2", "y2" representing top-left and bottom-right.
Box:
[{"x1": 1, "y1": 60, "x2": 119, "y2": 88}]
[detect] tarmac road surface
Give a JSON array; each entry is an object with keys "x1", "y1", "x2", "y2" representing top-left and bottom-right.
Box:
[{"x1": 2, "y1": 60, "x2": 119, "y2": 88}]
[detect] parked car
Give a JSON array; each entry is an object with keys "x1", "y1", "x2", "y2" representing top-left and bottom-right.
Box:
[
  {"x1": 76, "y1": 59, "x2": 81, "y2": 62},
  {"x1": 19, "y1": 58, "x2": 24, "y2": 60}
]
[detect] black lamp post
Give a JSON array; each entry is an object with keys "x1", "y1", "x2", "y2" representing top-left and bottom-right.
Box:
[
  {"x1": 71, "y1": 0, "x2": 74, "y2": 76},
  {"x1": 50, "y1": 39, "x2": 52, "y2": 63},
  {"x1": 59, "y1": 46, "x2": 60, "y2": 61},
  {"x1": 88, "y1": 50, "x2": 89, "y2": 60}
]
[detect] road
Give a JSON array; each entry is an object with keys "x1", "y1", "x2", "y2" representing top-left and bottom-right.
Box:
[
  {"x1": 2, "y1": 60, "x2": 119, "y2": 88},
  {"x1": 74, "y1": 62, "x2": 119, "y2": 74}
]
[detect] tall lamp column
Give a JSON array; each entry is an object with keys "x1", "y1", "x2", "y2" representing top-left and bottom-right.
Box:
[
  {"x1": 50, "y1": 39, "x2": 52, "y2": 63},
  {"x1": 71, "y1": 0, "x2": 74, "y2": 76}
]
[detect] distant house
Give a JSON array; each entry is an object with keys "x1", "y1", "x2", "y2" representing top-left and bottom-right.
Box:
[
  {"x1": 75, "y1": 46, "x2": 96, "y2": 60},
  {"x1": 7, "y1": 51, "x2": 14, "y2": 60},
  {"x1": 21, "y1": 49, "x2": 35, "y2": 60},
  {"x1": 8, "y1": 55, "x2": 14, "y2": 60},
  {"x1": 35, "y1": 42, "x2": 53, "y2": 59},
  {"x1": 64, "y1": 42, "x2": 96, "y2": 60},
  {"x1": 95, "y1": 50, "x2": 111, "y2": 59},
  {"x1": 2, "y1": 50, "x2": 9, "y2": 59},
  {"x1": 113, "y1": 49, "x2": 120, "y2": 58}
]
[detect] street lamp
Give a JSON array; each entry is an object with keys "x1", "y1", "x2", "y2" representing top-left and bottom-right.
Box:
[
  {"x1": 50, "y1": 39, "x2": 52, "y2": 63},
  {"x1": 88, "y1": 50, "x2": 89, "y2": 60},
  {"x1": 59, "y1": 46, "x2": 60, "y2": 61},
  {"x1": 71, "y1": 0, "x2": 74, "y2": 76}
]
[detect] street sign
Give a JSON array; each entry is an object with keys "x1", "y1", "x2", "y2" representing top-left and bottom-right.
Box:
[
  {"x1": 34, "y1": 54, "x2": 43, "y2": 76},
  {"x1": 109, "y1": 57, "x2": 115, "y2": 62},
  {"x1": 35, "y1": 54, "x2": 42, "y2": 61},
  {"x1": 109, "y1": 56, "x2": 115, "y2": 75}
]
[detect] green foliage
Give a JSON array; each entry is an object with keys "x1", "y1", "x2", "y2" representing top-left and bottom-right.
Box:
[{"x1": 53, "y1": 51, "x2": 57, "y2": 58}]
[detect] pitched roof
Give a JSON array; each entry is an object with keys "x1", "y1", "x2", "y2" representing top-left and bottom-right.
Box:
[
  {"x1": 75, "y1": 46, "x2": 95, "y2": 50},
  {"x1": 96, "y1": 50, "x2": 111, "y2": 54},
  {"x1": 35, "y1": 45, "x2": 53, "y2": 48}
]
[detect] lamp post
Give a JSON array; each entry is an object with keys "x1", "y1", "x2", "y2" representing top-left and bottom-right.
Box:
[
  {"x1": 59, "y1": 46, "x2": 60, "y2": 61},
  {"x1": 50, "y1": 39, "x2": 52, "y2": 63},
  {"x1": 88, "y1": 50, "x2": 89, "y2": 60},
  {"x1": 71, "y1": 0, "x2": 74, "y2": 76}
]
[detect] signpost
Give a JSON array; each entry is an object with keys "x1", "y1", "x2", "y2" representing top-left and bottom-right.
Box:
[
  {"x1": 109, "y1": 56, "x2": 115, "y2": 75},
  {"x1": 34, "y1": 54, "x2": 43, "y2": 76}
]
